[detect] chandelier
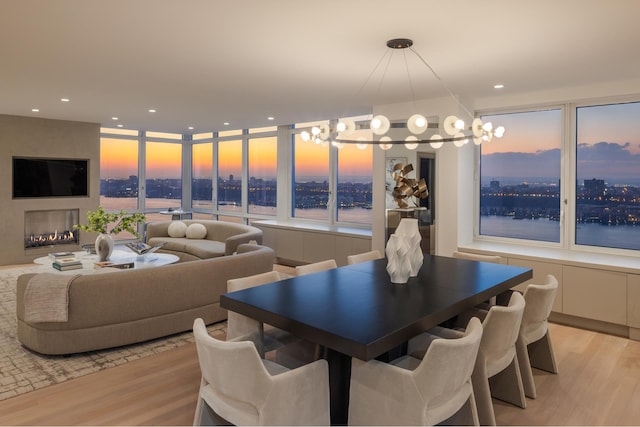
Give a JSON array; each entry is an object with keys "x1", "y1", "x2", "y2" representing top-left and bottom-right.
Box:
[{"x1": 300, "y1": 38, "x2": 505, "y2": 150}]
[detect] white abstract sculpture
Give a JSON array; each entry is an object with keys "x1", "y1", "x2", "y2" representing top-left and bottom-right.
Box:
[
  {"x1": 385, "y1": 234, "x2": 412, "y2": 284},
  {"x1": 394, "y1": 218, "x2": 423, "y2": 276}
]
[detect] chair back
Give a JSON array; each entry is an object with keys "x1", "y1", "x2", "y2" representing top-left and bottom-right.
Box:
[
  {"x1": 193, "y1": 318, "x2": 271, "y2": 413},
  {"x1": 226, "y1": 271, "x2": 285, "y2": 340},
  {"x1": 452, "y1": 251, "x2": 502, "y2": 264},
  {"x1": 347, "y1": 250, "x2": 382, "y2": 265},
  {"x1": 480, "y1": 292, "x2": 525, "y2": 376},
  {"x1": 295, "y1": 259, "x2": 337, "y2": 276},
  {"x1": 414, "y1": 317, "x2": 483, "y2": 403},
  {"x1": 521, "y1": 274, "x2": 558, "y2": 343}
]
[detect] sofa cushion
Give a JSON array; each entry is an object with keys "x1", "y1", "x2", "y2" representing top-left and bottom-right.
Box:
[
  {"x1": 185, "y1": 240, "x2": 226, "y2": 259},
  {"x1": 186, "y1": 223, "x2": 208, "y2": 239},
  {"x1": 168, "y1": 221, "x2": 187, "y2": 237},
  {"x1": 148, "y1": 237, "x2": 188, "y2": 253}
]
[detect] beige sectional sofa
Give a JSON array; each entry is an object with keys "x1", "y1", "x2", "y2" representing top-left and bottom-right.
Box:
[
  {"x1": 16, "y1": 244, "x2": 275, "y2": 355},
  {"x1": 145, "y1": 219, "x2": 263, "y2": 262}
]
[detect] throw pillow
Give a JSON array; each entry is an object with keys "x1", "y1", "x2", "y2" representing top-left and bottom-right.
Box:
[
  {"x1": 186, "y1": 223, "x2": 207, "y2": 239},
  {"x1": 167, "y1": 221, "x2": 187, "y2": 238}
]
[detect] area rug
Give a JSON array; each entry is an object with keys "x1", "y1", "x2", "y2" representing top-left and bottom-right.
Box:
[{"x1": 0, "y1": 264, "x2": 226, "y2": 401}]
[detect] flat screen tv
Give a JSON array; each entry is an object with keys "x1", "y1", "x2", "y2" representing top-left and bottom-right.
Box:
[{"x1": 13, "y1": 157, "x2": 89, "y2": 198}]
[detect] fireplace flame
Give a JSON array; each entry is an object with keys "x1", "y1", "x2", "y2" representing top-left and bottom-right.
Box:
[{"x1": 25, "y1": 229, "x2": 78, "y2": 248}]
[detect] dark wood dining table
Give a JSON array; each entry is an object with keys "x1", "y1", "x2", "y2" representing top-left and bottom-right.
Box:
[{"x1": 221, "y1": 255, "x2": 532, "y2": 425}]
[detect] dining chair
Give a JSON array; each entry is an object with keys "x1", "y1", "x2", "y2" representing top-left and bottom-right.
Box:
[
  {"x1": 192, "y1": 318, "x2": 330, "y2": 426},
  {"x1": 347, "y1": 250, "x2": 382, "y2": 265},
  {"x1": 516, "y1": 274, "x2": 559, "y2": 399},
  {"x1": 452, "y1": 250, "x2": 503, "y2": 264},
  {"x1": 348, "y1": 317, "x2": 483, "y2": 426},
  {"x1": 452, "y1": 251, "x2": 503, "y2": 306},
  {"x1": 295, "y1": 259, "x2": 338, "y2": 276},
  {"x1": 227, "y1": 271, "x2": 304, "y2": 359},
  {"x1": 418, "y1": 291, "x2": 526, "y2": 426}
]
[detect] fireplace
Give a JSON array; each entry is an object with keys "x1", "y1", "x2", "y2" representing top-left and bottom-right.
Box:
[{"x1": 24, "y1": 209, "x2": 80, "y2": 249}]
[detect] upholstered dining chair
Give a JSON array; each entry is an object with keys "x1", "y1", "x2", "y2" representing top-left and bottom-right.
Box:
[
  {"x1": 420, "y1": 291, "x2": 526, "y2": 426},
  {"x1": 227, "y1": 271, "x2": 302, "y2": 359},
  {"x1": 348, "y1": 317, "x2": 483, "y2": 426},
  {"x1": 347, "y1": 250, "x2": 383, "y2": 265},
  {"x1": 192, "y1": 318, "x2": 330, "y2": 426},
  {"x1": 295, "y1": 259, "x2": 338, "y2": 276},
  {"x1": 517, "y1": 274, "x2": 559, "y2": 399},
  {"x1": 452, "y1": 250, "x2": 503, "y2": 264}
]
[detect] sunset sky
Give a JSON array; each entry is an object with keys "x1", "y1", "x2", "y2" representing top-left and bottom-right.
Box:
[
  {"x1": 101, "y1": 135, "x2": 373, "y2": 181},
  {"x1": 480, "y1": 102, "x2": 640, "y2": 184}
]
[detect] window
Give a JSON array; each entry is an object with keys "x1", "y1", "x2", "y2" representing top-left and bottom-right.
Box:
[
  {"x1": 100, "y1": 137, "x2": 139, "y2": 210},
  {"x1": 575, "y1": 101, "x2": 640, "y2": 251},
  {"x1": 248, "y1": 136, "x2": 277, "y2": 216},
  {"x1": 217, "y1": 139, "x2": 242, "y2": 215},
  {"x1": 479, "y1": 109, "x2": 562, "y2": 243},
  {"x1": 292, "y1": 132, "x2": 330, "y2": 220},
  {"x1": 192, "y1": 143, "x2": 213, "y2": 210},
  {"x1": 145, "y1": 141, "x2": 182, "y2": 210},
  {"x1": 337, "y1": 135, "x2": 373, "y2": 224}
]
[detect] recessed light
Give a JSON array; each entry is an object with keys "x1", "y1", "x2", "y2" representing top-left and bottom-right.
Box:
[
  {"x1": 223, "y1": 122, "x2": 230, "y2": 126},
  {"x1": 112, "y1": 116, "x2": 119, "y2": 121},
  {"x1": 188, "y1": 126, "x2": 194, "y2": 130},
  {"x1": 60, "y1": 98, "x2": 70, "y2": 102},
  {"x1": 31, "y1": 108, "x2": 39, "y2": 112},
  {"x1": 494, "y1": 84, "x2": 504, "y2": 89},
  {"x1": 117, "y1": 124, "x2": 124, "y2": 128},
  {"x1": 267, "y1": 116, "x2": 275, "y2": 121},
  {"x1": 148, "y1": 109, "x2": 156, "y2": 113}
]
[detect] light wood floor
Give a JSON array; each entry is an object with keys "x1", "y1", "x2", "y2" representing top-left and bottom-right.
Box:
[{"x1": 1, "y1": 321, "x2": 640, "y2": 425}]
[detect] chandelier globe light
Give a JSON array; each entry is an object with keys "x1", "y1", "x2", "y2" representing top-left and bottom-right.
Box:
[{"x1": 300, "y1": 38, "x2": 505, "y2": 150}]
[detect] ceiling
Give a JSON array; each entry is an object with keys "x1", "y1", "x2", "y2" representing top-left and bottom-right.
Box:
[{"x1": 2, "y1": 0, "x2": 640, "y2": 134}]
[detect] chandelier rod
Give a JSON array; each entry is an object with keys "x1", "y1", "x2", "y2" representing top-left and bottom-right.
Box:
[{"x1": 408, "y1": 46, "x2": 474, "y2": 121}]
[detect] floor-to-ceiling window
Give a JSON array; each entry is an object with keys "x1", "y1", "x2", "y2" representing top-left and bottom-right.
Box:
[
  {"x1": 192, "y1": 142, "x2": 213, "y2": 212},
  {"x1": 217, "y1": 133, "x2": 243, "y2": 223},
  {"x1": 336, "y1": 130, "x2": 373, "y2": 224},
  {"x1": 248, "y1": 135, "x2": 277, "y2": 216},
  {"x1": 478, "y1": 97, "x2": 640, "y2": 255},
  {"x1": 292, "y1": 124, "x2": 330, "y2": 221},
  {"x1": 100, "y1": 132, "x2": 140, "y2": 211},
  {"x1": 292, "y1": 118, "x2": 373, "y2": 226},
  {"x1": 575, "y1": 101, "x2": 640, "y2": 251},
  {"x1": 479, "y1": 108, "x2": 562, "y2": 243}
]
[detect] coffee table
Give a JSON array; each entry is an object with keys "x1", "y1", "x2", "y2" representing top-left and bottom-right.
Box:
[{"x1": 33, "y1": 247, "x2": 179, "y2": 274}]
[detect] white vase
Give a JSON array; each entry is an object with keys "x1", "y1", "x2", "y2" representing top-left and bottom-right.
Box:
[
  {"x1": 385, "y1": 234, "x2": 412, "y2": 284},
  {"x1": 95, "y1": 233, "x2": 114, "y2": 262},
  {"x1": 394, "y1": 218, "x2": 423, "y2": 276}
]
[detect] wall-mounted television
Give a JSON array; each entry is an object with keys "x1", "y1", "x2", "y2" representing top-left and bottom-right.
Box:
[{"x1": 13, "y1": 157, "x2": 89, "y2": 198}]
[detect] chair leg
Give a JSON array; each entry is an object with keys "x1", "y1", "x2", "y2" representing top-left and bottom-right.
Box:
[
  {"x1": 445, "y1": 390, "x2": 480, "y2": 426},
  {"x1": 472, "y1": 366, "x2": 496, "y2": 426},
  {"x1": 528, "y1": 331, "x2": 558, "y2": 374},
  {"x1": 516, "y1": 337, "x2": 537, "y2": 399},
  {"x1": 193, "y1": 378, "x2": 207, "y2": 426},
  {"x1": 488, "y1": 355, "x2": 527, "y2": 409}
]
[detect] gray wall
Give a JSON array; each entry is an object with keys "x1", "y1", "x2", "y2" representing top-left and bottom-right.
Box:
[{"x1": 0, "y1": 114, "x2": 100, "y2": 265}]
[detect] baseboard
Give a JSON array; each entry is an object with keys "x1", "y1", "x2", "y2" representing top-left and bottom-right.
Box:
[{"x1": 550, "y1": 311, "x2": 630, "y2": 339}]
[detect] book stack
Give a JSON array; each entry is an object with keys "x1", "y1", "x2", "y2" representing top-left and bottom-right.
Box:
[
  {"x1": 52, "y1": 257, "x2": 83, "y2": 271},
  {"x1": 94, "y1": 261, "x2": 135, "y2": 270},
  {"x1": 48, "y1": 251, "x2": 74, "y2": 260}
]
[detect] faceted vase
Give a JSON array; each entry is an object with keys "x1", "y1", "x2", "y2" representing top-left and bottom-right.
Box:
[
  {"x1": 385, "y1": 234, "x2": 412, "y2": 284},
  {"x1": 95, "y1": 233, "x2": 114, "y2": 262},
  {"x1": 394, "y1": 218, "x2": 423, "y2": 276}
]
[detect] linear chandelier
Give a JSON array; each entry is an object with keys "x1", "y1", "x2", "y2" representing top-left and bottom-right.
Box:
[{"x1": 301, "y1": 38, "x2": 505, "y2": 150}]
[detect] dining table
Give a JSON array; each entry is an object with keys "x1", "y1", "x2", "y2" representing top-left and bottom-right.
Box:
[{"x1": 221, "y1": 255, "x2": 533, "y2": 425}]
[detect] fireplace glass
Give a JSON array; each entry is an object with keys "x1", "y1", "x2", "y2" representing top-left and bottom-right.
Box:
[{"x1": 24, "y1": 209, "x2": 80, "y2": 249}]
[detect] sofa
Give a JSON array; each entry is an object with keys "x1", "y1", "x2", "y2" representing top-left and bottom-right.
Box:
[
  {"x1": 16, "y1": 244, "x2": 275, "y2": 355},
  {"x1": 145, "y1": 219, "x2": 263, "y2": 262}
]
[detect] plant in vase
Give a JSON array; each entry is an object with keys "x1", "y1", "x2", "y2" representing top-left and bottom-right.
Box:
[{"x1": 74, "y1": 206, "x2": 146, "y2": 261}]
